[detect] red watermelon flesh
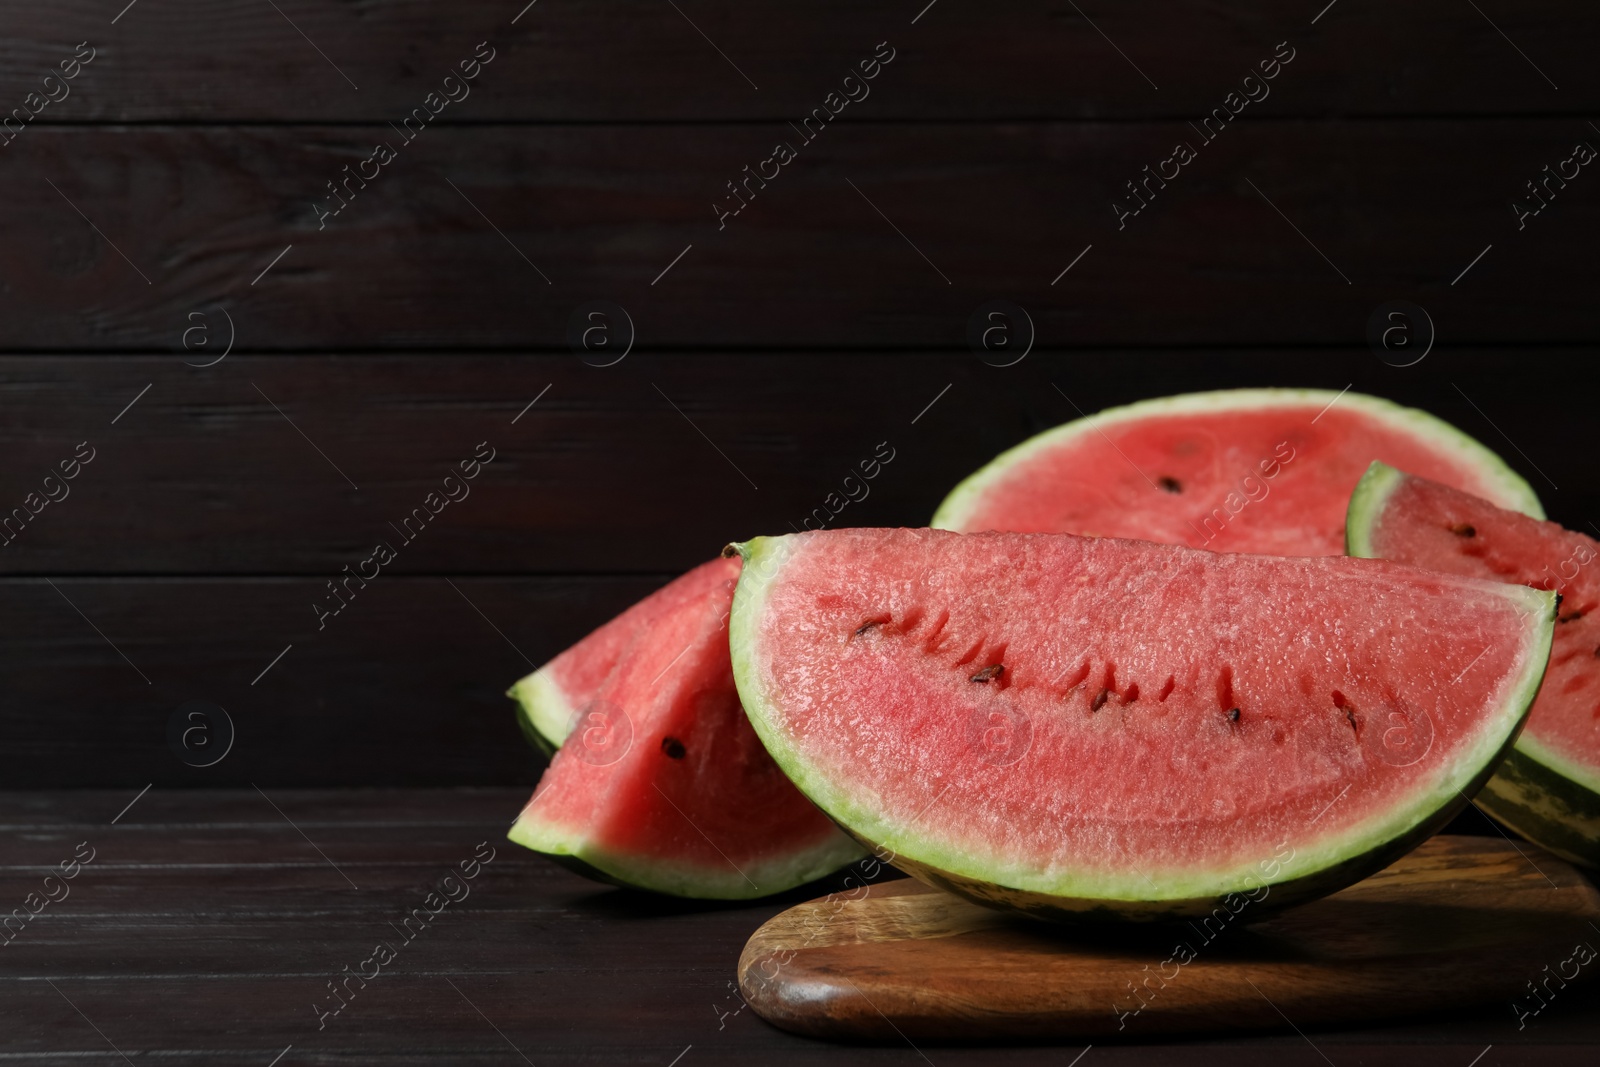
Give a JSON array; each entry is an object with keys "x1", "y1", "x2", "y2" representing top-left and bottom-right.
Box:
[
  {"x1": 1347, "y1": 463, "x2": 1600, "y2": 866},
  {"x1": 509, "y1": 554, "x2": 864, "y2": 898},
  {"x1": 508, "y1": 557, "x2": 740, "y2": 753},
  {"x1": 730, "y1": 528, "x2": 1554, "y2": 919},
  {"x1": 934, "y1": 389, "x2": 1542, "y2": 557}
]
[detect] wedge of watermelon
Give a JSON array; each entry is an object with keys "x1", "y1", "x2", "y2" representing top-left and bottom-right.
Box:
[
  {"x1": 729, "y1": 528, "x2": 1555, "y2": 921},
  {"x1": 934, "y1": 389, "x2": 1541, "y2": 556},
  {"x1": 1348, "y1": 462, "x2": 1600, "y2": 868},
  {"x1": 508, "y1": 554, "x2": 865, "y2": 898},
  {"x1": 508, "y1": 558, "x2": 740, "y2": 755}
]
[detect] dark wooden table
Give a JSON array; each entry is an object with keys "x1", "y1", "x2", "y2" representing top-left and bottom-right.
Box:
[{"x1": 4, "y1": 788, "x2": 1596, "y2": 1065}]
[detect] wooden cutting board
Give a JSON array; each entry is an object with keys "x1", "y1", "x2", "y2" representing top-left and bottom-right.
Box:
[{"x1": 737, "y1": 836, "x2": 1600, "y2": 1041}]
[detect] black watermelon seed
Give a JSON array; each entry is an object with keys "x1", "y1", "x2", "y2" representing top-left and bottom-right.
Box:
[
  {"x1": 1560, "y1": 609, "x2": 1586, "y2": 624},
  {"x1": 1227, "y1": 707, "x2": 1241, "y2": 723},
  {"x1": 660, "y1": 737, "x2": 686, "y2": 759},
  {"x1": 1159, "y1": 476, "x2": 1182, "y2": 493},
  {"x1": 1449, "y1": 523, "x2": 1476, "y2": 538},
  {"x1": 1090, "y1": 687, "x2": 1110, "y2": 712},
  {"x1": 970, "y1": 664, "x2": 1004, "y2": 683},
  {"x1": 854, "y1": 619, "x2": 883, "y2": 637}
]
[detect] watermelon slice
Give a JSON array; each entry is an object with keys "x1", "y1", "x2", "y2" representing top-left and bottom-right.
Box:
[
  {"x1": 508, "y1": 558, "x2": 740, "y2": 755},
  {"x1": 934, "y1": 389, "x2": 1542, "y2": 556},
  {"x1": 508, "y1": 554, "x2": 865, "y2": 898},
  {"x1": 729, "y1": 528, "x2": 1555, "y2": 921},
  {"x1": 1348, "y1": 462, "x2": 1600, "y2": 868}
]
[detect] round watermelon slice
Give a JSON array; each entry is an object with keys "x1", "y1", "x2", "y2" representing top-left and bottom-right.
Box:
[
  {"x1": 933, "y1": 389, "x2": 1542, "y2": 556},
  {"x1": 508, "y1": 554, "x2": 865, "y2": 898},
  {"x1": 1348, "y1": 462, "x2": 1600, "y2": 868},
  {"x1": 729, "y1": 528, "x2": 1555, "y2": 921},
  {"x1": 508, "y1": 558, "x2": 741, "y2": 755}
]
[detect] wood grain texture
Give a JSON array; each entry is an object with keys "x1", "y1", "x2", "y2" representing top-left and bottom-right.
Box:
[
  {"x1": 7, "y1": 582, "x2": 1597, "y2": 801},
  {"x1": 2, "y1": 350, "x2": 1591, "y2": 789},
  {"x1": 0, "y1": 351, "x2": 1590, "y2": 575},
  {"x1": 0, "y1": 1, "x2": 1591, "y2": 122},
  {"x1": 738, "y1": 836, "x2": 1600, "y2": 1042},
  {"x1": 2, "y1": 790, "x2": 1596, "y2": 1066},
  {"x1": 0, "y1": 2, "x2": 1594, "y2": 1059},
  {"x1": 2, "y1": 123, "x2": 1597, "y2": 349},
  {"x1": 0, "y1": 576, "x2": 664, "y2": 788}
]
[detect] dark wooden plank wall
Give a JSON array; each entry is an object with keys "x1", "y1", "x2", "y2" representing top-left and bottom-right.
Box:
[
  {"x1": 1, "y1": 1, "x2": 1595, "y2": 121},
  {"x1": 0, "y1": 2, "x2": 1594, "y2": 787},
  {"x1": 4, "y1": 123, "x2": 1599, "y2": 348}
]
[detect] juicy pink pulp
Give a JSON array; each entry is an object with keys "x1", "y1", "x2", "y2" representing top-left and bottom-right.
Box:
[
  {"x1": 542, "y1": 557, "x2": 739, "y2": 715},
  {"x1": 523, "y1": 555, "x2": 849, "y2": 875},
  {"x1": 1366, "y1": 473, "x2": 1598, "y2": 775},
  {"x1": 748, "y1": 529, "x2": 1539, "y2": 882},
  {"x1": 952, "y1": 402, "x2": 1525, "y2": 555}
]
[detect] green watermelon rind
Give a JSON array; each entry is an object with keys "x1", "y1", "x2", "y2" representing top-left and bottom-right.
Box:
[
  {"x1": 1342, "y1": 459, "x2": 1408, "y2": 560},
  {"x1": 505, "y1": 559, "x2": 868, "y2": 899},
  {"x1": 932, "y1": 387, "x2": 1545, "y2": 533},
  {"x1": 507, "y1": 670, "x2": 571, "y2": 758},
  {"x1": 729, "y1": 532, "x2": 1556, "y2": 919},
  {"x1": 1347, "y1": 460, "x2": 1600, "y2": 869},
  {"x1": 507, "y1": 802, "x2": 868, "y2": 901},
  {"x1": 881, "y1": 724, "x2": 1535, "y2": 922},
  {"x1": 1475, "y1": 743, "x2": 1600, "y2": 869}
]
